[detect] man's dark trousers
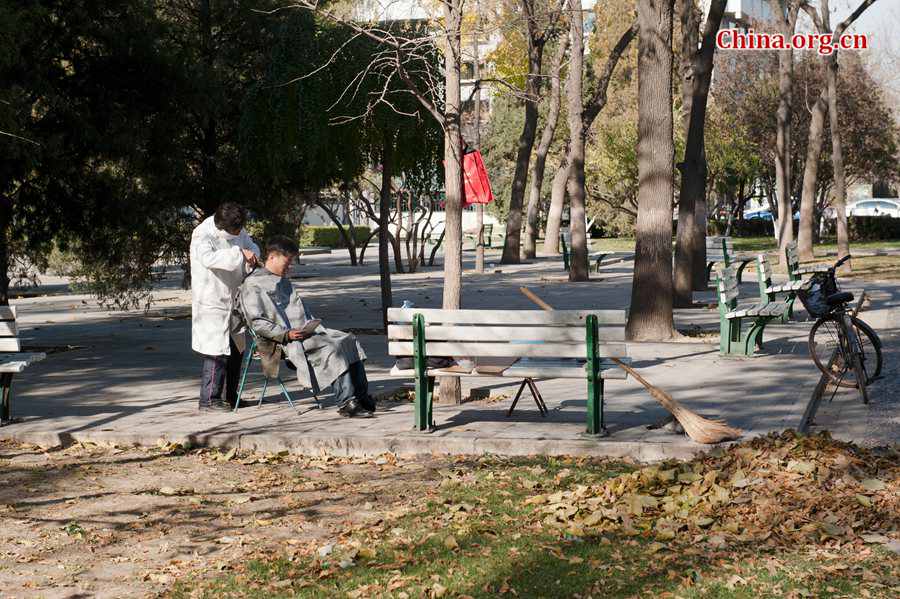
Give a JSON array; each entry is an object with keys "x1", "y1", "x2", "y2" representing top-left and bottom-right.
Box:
[
  {"x1": 331, "y1": 361, "x2": 368, "y2": 408},
  {"x1": 199, "y1": 337, "x2": 243, "y2": 408}
]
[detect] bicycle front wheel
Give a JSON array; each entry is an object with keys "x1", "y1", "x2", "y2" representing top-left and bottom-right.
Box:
[{"x1": 809, "y1": 314, "x2": 881, "y2": 388}]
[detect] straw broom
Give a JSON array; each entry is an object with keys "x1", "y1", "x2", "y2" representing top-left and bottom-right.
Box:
[{"x1": 519, "y1": 286, "x2": 742, "y2": 444}]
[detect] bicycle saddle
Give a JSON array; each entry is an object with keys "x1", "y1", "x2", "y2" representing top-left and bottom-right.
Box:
[{"x1": 826, "y1": 291, "x2": 854, "y2": 306}]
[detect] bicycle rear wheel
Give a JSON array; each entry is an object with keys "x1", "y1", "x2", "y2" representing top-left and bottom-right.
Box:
[{"x1": 808, "y1": 314, "x2": 880, "y2": 389}]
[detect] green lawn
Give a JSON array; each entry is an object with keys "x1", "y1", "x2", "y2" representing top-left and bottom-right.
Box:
[{"x1": 170, "y1": 433, "x2": 899, "y2": 599}]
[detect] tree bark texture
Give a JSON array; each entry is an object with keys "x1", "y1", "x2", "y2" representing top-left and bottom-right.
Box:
[
  {"x1": 542, "y1": 159, "x2": 569, "y2": 254},
  {"x1": 501, "y1": 0, "x2": 545, "y2": 265},
  {"x1": 378, "y1": 134, "x2": 394, "y2": 328},
  {"x1": 627, "y1": 0, "x2": 676, "y2": 341},
  {"x1": 565, "y1": 0, "x2": 588, "y2": 281},
  {"x1": 524, "y1": 33, "x2": 569, "y2": 259},
  {"x1": 798, "y1": 90, "x2": 828, "y2": 262},
  {"x1": 438, "y1": 0, "x2": 465, "y2": 404},
  {"x1": 674, "y1": 0, "x2": 726, "y2": 304}
]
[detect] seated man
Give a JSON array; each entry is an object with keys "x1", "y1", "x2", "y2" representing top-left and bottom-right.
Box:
[{"x1": 238, "y1": 236, "x2": 376, "y2": 417}]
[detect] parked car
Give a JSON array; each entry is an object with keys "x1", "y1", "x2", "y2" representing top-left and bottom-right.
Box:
[
  {"x1": 744, "y1": 209, "x2": 800, "y2": 221},
  {"x1": 847, "y1": 199, "x2": 900, "y2": 218}
]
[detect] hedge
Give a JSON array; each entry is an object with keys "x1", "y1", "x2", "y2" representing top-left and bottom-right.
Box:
[
  {"x1": 821, "y1": 216, "x2": 900, "y2": 241},
  {"x1": 298, "y1": 225, "x2": 371, "y2": 248},
  {"x1": 707, "y1": 218, "x2": 777, "y2": 237}
]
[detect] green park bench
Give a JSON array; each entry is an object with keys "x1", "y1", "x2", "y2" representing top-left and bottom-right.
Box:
[
  {"x1": 0, "y1": 306, "x2": 46, "y2": 425},
  {"x1": 705, "y1": 236, "x2": 757, "y2": 285},
  {"x1": 387, "y1": 307, "x2": 629, "y2": 436},
  {"x1": 756, "y1": 253, "x2": 805, "y2": 322},
  {"x1": 463, "y1": 223, "x2": 493, "y2": 249},
  {"x1": 784, "y1": 240, "x2": 829, "y2": 281},
  {"x1": 560, "y1": 231, "x2": 609, "y2": 273},
  {"x1": 715, "y1": 265, "x2": 787, "y2": 357}
]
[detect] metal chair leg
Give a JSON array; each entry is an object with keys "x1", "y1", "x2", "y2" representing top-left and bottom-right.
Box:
[
  {"x1": 234, "y1": 341, "x2": 256, "y2": 413},
  {"x1": 507, "y1": 380, "x2": 529, "y2": 417},
  {"x1": 276, "y1": 377, "x2": 295, "y2": 408},
  {"x1": 526, "y1": 378, "x2": 548, "y2": 416},
  {"x1": 258, "y1": 377, "x2": 269, "y2": 408}
]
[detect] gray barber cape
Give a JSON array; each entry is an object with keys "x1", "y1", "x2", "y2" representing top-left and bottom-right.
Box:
[{"x1": 237, "y1": 267, "x2": 365, "y2": 393}]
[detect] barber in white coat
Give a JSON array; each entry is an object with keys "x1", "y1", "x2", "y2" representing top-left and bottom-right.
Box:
[{"x1": 190, "y1": 202, "x2": 260, "y2": 411}]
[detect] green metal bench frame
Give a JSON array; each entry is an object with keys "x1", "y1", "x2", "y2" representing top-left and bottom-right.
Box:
[
  {"x1": 705, "y1": 236, "x2": 756, "y2": 285},
  {"x1": 716, "y1": 265, "x2": 786, "y2": 357},
  {"x1": 560, "y1": 233, "x2": 607, "y2": 273}
]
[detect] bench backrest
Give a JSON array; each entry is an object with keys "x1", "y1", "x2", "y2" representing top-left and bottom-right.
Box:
[
  {"x1": 715, "y1": 265, "x2": 740, "y2": 315},
  {"x1": 756, "y1": 254, "x2": 774, "y2": 295},
  {"x1": 387, "y1": 308, "x2": 626, "y2": 359},
  {"x1": 785, "y1": 241, "x2": 801, "y2": 280},
  {"x1": 706, "y1": 236, "x2": 734, "y2": 262},
  {"x1": 0, "y1": 307, "x2": 21, "y2": 352}
]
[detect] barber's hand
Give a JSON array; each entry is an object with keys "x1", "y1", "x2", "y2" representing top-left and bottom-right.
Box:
[
  {"x1": 241, "y1": 249, "x2": 258, "y2": 266},
  {"x1": 287, "y1": 329, "x2": 309, "y2": 341}
]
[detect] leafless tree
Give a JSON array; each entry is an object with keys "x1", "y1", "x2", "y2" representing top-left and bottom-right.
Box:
[{"x1": 797, "y1": 0, "x2": 880, "y2": 264}]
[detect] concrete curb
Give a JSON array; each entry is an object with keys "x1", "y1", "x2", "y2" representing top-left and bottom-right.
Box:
[{"x1": 1, "y1": 428, "x2": 711, "y2": 462}]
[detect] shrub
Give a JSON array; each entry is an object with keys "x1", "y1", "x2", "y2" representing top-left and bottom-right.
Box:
[
  {"x1": 298, "y1": 225, "x2": 371, "y2": 248},
  {"x1": 821, "y1": 216, "x2": 900, "y2": 241}
]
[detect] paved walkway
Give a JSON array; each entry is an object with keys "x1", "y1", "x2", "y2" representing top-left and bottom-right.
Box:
[{"x1": 3, "y1": 250, "x2": 898, "y2": 460}]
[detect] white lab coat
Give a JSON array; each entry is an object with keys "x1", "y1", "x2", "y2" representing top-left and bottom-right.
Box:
[{"x1": 190, "y1": 216, "x2": 260, "y2": 356}]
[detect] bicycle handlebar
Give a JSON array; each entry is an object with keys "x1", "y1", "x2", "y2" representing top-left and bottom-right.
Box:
[{"x1": 834, "y1": 254, "x2": 852, "y2": 270}]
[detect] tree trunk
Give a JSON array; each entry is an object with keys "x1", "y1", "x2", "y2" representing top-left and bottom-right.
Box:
[
  {"x1": 798, "y1": 90, "x2": 828, "y2": 262},
  {"x1": 674, "y1": 0, "x2": 726, "y2": 305},
  {"x1": 627, "y1": 0, "x2": 676, "y2": 341},
  {"x1": 542, "y1": 159, "x2": 569, "y2": 254},
  {"x1": 316, "y1": 196, "x2": 358, "y2": 266},
  {"x1": 342, "y1": 190, "x2": 359, "y2": 265},
  {"x1": 378, "y1": 134, "x2": 394, "y2": 328},
  {"x1": 501, "y1": 4, "x2": 544, "y2": 265},
  {"x1": 565, "y1": 0, "x2": 588, "y2": 282},
  {"x1": 826, "y1": 57, "x2": 850, "y2": 271},
  {"x1": 0, "y1": 199, "x2": 10, "y2": 306},
  {"x1": 524, "y1": 34, "x2": 569, "y2": 260},
  {"x1": 771, "y1": 2, "x2": 800, "y2": 271},
  {"x1": 438, "y1": 0, "x2": 465, "y2": 404},
  {"x1": 473, "y1": 1, "x2": 486, "y2": 274}
]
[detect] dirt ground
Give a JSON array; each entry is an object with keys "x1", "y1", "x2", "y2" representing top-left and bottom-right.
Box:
[{"x1": 0, "y1": 439, "x2": 443, "y2": 598}]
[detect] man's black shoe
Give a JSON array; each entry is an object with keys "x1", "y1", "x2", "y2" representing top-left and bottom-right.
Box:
[
  {"x1": 360, "y1": 395, "x2": 377, "y2": 413},
  {"x1": 338, "y1": 399, "x2": 374, "y2": 418}
]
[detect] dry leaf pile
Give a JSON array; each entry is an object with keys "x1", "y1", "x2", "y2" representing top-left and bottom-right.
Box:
[{"x1": 525, "y1": 431, "x2": 899, "y2": 549}]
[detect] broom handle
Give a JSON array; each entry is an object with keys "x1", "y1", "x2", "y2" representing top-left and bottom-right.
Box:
[{"x1": 518, "y1": 286, "x2": 656, "y2": 393}]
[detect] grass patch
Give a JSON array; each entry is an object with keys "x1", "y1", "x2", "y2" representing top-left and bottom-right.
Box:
[{"x1": 169, "y1": 434, "x2": 899, "y2": 599}]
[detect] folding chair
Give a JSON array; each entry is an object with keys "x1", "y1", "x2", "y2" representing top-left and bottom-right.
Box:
[{"x1": 233, "y1": 327, "x2": 320, "y2": 412}]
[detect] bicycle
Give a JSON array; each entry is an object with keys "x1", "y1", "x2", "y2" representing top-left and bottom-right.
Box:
[{"x1": 801, "y1": 255, "x2": 883, "y2": 403}]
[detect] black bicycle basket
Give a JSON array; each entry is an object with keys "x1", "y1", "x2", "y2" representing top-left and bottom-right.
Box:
[{"x1": 797, "y1": 271, "x2": 838, "y2": 317}]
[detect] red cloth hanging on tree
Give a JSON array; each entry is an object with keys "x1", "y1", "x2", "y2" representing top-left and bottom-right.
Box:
[{"x1": 462, "y1": 150, "x2": 494, "y2": 207}]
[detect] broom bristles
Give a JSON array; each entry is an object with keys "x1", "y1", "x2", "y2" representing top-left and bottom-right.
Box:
[{"x1": 622, "y1": 360, "x2": 743, "y2": 444}]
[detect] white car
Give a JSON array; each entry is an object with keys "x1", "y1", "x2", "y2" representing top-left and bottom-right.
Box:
[{"x1": 847, "y1": 199, "x2": 900, "y2": 218}]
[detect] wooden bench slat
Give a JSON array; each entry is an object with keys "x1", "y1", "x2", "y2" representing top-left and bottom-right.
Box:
[
  {"x1": 387, "y1": 308, "x2": 626, "y2": 326},
  {"x1": 389, "y1": 358, "x2": 628, "y2": 380},
  {"x1": 388, "y1": 341, "x2": 626, "y2": 359},
  {"x1": 0, "y1": 352, "x2": 46, "y2": 373},
  {"x1": 0, "y1": 338, "x2": 21, "y2": 352},
  {"x1": 0, "y1": 306, "x2": 15, "y2": 320},
  {"x1": 0, "y1": 322, "x2": 16, "y2": 335},
  {"x1": 387, "y1": 324, "x2": 625, "y2": 342}
]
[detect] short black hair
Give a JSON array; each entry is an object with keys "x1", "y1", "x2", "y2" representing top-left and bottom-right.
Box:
[
  {"x1": 213, "y1": 202, "x2": 247, "y2": 232},
  {"x1": 266, "y1": 235, "x2": 299, "y2": 258}
]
